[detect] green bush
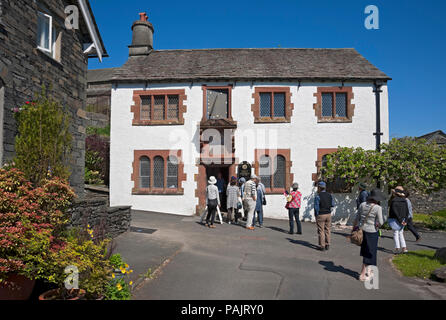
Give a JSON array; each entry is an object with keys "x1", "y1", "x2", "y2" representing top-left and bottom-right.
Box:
[{"x1": 13, "y1": 87, "x2": 72, "y2": 186}]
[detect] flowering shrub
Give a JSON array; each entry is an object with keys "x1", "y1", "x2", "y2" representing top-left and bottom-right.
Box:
[
  {"x1": 0, "y1": 168, "x2": 75, "y2": 281},
  {"x1": 106, "y1": 254, "x2": 133, "y2": 300}
]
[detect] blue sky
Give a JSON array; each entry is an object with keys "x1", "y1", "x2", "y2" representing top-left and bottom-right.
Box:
[{"x1": 89, "y1": 0, "x2": 446, "y2": 138}]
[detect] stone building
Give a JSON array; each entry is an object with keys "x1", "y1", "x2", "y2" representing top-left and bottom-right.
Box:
[
  {"x1": 0, "y1": 0, "x2": 107, "y2": 195},
  {"x1": 95, "y1": 13, "x2": 391, "y2": 224}
]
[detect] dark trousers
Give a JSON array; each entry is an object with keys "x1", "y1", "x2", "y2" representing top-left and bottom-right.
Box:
[
  {"x1": 406, "y1": 218, "x2": 420, "y2": 240},
  {"x1": 288, "y1": 208, "x2": 302, "y2": 234},
  {"x1": 206, "y1": 201, "x2": 218, "y2": 225}
]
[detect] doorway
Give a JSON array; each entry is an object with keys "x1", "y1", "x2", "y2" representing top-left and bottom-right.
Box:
[{"x1": 205, "y1": 165, "x2": 230, "y2": 212}]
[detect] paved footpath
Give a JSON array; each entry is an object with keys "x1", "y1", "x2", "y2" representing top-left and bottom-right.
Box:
[{"x1": 114, "y1": 210, "x2": 446, "y2": 300}]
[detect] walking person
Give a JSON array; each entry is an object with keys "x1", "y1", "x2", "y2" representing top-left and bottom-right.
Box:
[
  {"x1": 205, "y1": 176, "x2": 220, "y2": 228},
  {"x1": 314, "y1": 181, "x2": 335, "y2": 251},
  {"x1": 243, "y1": 174, "x2": 258, "y2": 230},
  {"x1": 216, "y1": 172, "x2": 226, "y2": 211},
  {"x1": 253, "y1": 178, "x2": 265, "y2": 228},
  {"x1": 226, "y1": 176, "x2": 240, "y2": 225},
  {"x1": 404, "y1": 191, "x2": 421, "y2": 242},
  {"x1": 284, "y1": 183, "x2": 302, "y2": 235},
  {"x1": 353, "y1": 189, "x2": 385, "y2": 282},
  {"x1": 356, "y1": 183, "x2": 369, "y2": 210},
  {"x1": 388, "y1": 187, "x2": 409, "y2": 254}
]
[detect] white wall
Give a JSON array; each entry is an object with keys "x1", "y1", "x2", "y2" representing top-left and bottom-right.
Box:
[{"x1": 110, "y1": 81, "x2": 389, "y2": 223}]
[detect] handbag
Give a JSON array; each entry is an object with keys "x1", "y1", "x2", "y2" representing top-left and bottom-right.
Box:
[
  {"x1": 262, "y1": 196, "x2": 267, "y2": 206},
  {"x1": 350, "y1": 204, "x2": 375, "y2": 246}
]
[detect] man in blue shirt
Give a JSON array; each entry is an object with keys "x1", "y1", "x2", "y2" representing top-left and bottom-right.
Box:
[
  {"x1": 314, "y1": 181, "x2": 335, "y2": 251},
  {"x1": 356, "y1": 183, "x2": 369, "y2": 210}
]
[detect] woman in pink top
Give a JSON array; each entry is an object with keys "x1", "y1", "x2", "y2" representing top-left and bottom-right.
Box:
[{"x1": 284, "y1": 183, "x2": 302, "y2": 235}]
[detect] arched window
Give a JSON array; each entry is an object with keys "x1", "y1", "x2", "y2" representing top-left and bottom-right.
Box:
[
  {"x1": 167, "y1": 156, "x2": 178, "y2": 188},
  {"x1": 153, "y1": 156, "x2": 164, "y2": 188},
  {"x1": 259, "y1": 155, "x2": 271, "y2": 189},
  {"x1": 139, "y1": 156, "x2": 151, "y2": 188},
  {"x1": 273, "y1": 155, "x2": 286, "y2": 189}
]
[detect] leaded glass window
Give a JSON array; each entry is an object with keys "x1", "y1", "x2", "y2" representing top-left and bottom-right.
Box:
[
  {"x1": 139, "y1": 157, "x2": 151, "y2": 188},
  {"x1": 259, "y1": 155, "x2": 271, "y2": 189},
  {"x1": 140, "y1": 96, "x2": 151, "y2": 120},
  {"x1": 167, "y1": 156, "x2": 178, "y2": 188},
  {"x1": 260, "y1": 93, "x2": 272, "y2": 117},
  {"x1": 153, "y1": 156, "x2": 164, "y2": 188},
  {"x1": 335, "y1": 93, "x2": 347, "y2": 117},
  {"x1": 153, "y1": 96, "x2": 165, "y2": 120},
  {"x1": 273, "y1": 93, "x2": 285, "y2": 118},
  {"x1": 273, "y1": 155, "x2": 286, "y2": 189},
  {"x1": 167, "y1": 95, "x2": 179, "y2": 119},
  {"x1": 322, "y1": 93, "x2": 333, "y2": 117}
]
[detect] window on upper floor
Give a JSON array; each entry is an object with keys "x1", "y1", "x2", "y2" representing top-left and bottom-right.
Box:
[
  {"x1": 37, "y1": 11, "x2": 62, "y2": 62},
  {"x1": 205, "y1": 88, "x2": 230, "y2": 120},
  {"x1": 131, "y1": 90, "x2": 186, "y2": 125},
  {"x1": 251, "y1": 87, "x2": 294, "y2": 123},
  {"x1": 314, "y1": 87, "x2": 355, "y2": 123}
]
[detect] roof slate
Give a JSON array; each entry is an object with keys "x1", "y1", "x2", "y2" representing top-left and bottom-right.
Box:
[{"x1": 109, "y1": 48, "x2": 390, "y2": 82}]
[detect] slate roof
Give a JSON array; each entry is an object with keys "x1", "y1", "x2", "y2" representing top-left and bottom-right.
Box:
[
  {"x1": 109, "y1": 48, "x2": 390, "y2": 82},
  {"x1": 88, "y1": 68, "x2": 119, "y2": 83},
  {"x1": 417, "y1": 130, "x2": 446, "y2": 145}
]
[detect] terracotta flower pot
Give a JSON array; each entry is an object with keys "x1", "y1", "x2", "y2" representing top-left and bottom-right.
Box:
[
  {"x1": 0, "y1": 274, "x2": 36, "y2": 300},
  {"x1": 38, "y1": 288, "x2": 86, "y2": 300}
]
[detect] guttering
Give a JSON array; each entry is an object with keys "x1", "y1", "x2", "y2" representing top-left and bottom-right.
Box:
[{"x1": 77, "y1": 0, "x2": 105, "y2": 62}]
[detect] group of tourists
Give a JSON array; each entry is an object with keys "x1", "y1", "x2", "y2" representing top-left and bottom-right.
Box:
[{"x1": 203, "y1": 173, "x2": 420, "y2": 282}]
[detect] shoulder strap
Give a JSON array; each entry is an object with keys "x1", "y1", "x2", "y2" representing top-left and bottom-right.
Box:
[{"x1": 359, "y1": 204, "x2": 375, "y2": 229}]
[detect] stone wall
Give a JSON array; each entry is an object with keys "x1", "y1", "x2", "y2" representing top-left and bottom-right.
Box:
[
  {"x1": 0, "y1": 0, "x2": 89, "y2": 195},
  {"x1": 85, "y1": 111, "x2": 109, "y2": 128},
  {"x1": 68, "y1": 198, "x2": 131, "y2": 238},
  {"x1": 410, "y1": 189, "x2": 446, "y2": 214}
]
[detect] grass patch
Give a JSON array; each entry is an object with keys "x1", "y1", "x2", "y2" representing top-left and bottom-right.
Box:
[
  {"x1": 393, "y1": 250, "x2": 445, "y2": 280},
  {"x1": 413, "y1": 213, "x2": 446, "y2": 231},
  {"x1": 86, "y1": 125, "x2": 110, "y2": 137}
]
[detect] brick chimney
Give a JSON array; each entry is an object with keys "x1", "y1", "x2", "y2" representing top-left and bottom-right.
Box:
[{"x1": 128, "y1": 12, "x2": 154, "y2": 56}]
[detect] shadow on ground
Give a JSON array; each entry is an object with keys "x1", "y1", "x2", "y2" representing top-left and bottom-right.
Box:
[{"x1": 319, "y1": 260, "x2": 359, "y2": 280}]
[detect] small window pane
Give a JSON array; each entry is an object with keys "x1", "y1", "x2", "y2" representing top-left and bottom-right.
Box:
[
  {"x1": 322, "y1": 93, "x2": 333, "y2": 117},
  {"x1": 336, "y1": 93, "x2": 347, "y2": 117},
  {"x1": 140, "y1": 96, "x2": 151, "y2": 120},
  {"x1": 153, "y1": 96, "x2": 165, "y2": 120},
  {"x1": 273, "y1": 155, "x2": 286, "y2": 189},
  {"x1": 167, "y1": 95, "x2": 179, "y2": 120},
  {"x1": 153, "y1": 156, "x2": 164, "y2": 188},
  {"x1": 139, "y1": 157, "x2": 151, "y2": 188},
  {"x1": 37, "y1": 13, "x2": 51, "y2": 50},
  {"x1": 259, "y1": 155, "x2": 271, "y2": 189},
  {"x1": 260, "y1": 93, "x2": 271, "y2": 117},
  {"x1": 167, "y1": 156, "x2": 178, "y2": 188},
  {"x1": 273, "y1": 93, "x2": 285, "y2": 118}
]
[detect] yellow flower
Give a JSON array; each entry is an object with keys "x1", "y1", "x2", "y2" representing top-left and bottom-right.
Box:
[
  {"x1": 112, "y1": 273, "x2": 115, "y2": 279},
  {"x1": 116, "y1": 283, "x2": 122, "y2": 291},
  {"x1": 125, "y1": 263, "x2": 129, "y2": 269},
  {"x1": 120, "y1": 267, "x2": 126, "y2": 274},
  {"x1": 129, "y1": 269, "x2": 133, "y2": 273},
  {"x1": 129, "y1": 281, "x2": 133, "y2": 286}
]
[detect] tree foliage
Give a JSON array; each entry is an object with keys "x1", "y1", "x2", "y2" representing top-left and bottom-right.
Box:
[
  {"x1": 322, "y1": 138, "x2": 446, "y2": 194},
  {"x1": 13, "y1": 87, "x2": 72, "y2": 186}
]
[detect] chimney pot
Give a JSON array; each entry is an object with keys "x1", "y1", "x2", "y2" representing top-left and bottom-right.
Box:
[{"x1": 129, "y1": 12, "x2": 154, "y2": 56}]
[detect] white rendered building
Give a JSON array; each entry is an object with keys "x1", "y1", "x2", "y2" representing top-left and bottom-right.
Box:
[{"x1": 106, "y1": 13, "x2": 390, "y2": 224}]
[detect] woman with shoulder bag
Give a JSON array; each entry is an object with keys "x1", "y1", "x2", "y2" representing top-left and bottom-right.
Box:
[{"x1": 352, "y1": 189, "x2": 385, "y2": 282}]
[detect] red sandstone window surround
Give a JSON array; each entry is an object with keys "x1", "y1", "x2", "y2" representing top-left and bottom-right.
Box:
[
  {"x1": 131, "y1": 150, "x2": 186, "y2": 195},
  {"x1": 202, "y1": 85, "x2": 233, "y2": 121},
  {"x1": 251, "y1": 87, "x2": 294, "y2": 123},
  {"x1": 313, "y1": 87, "x2": 355, "y2": 123},
  {"x1": 253, "y1": 149, "x2": 293, "y2": 194},
  {"x1": 131, "y1": 89, "x2": 187, "y2": 125}
]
